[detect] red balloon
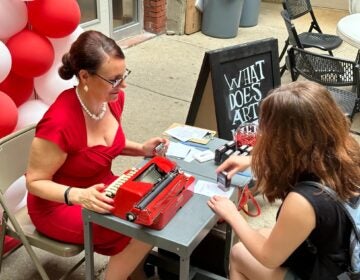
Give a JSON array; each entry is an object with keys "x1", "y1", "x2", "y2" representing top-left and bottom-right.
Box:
[
  {"x1": 27, "y1": 0, "x2": 81, "y2": 38},
  {"x1": 7, "y1": 30, "x2": 54, "y2": 78},
  {"x1": 0, "y1": 91, "x2": 18, "y2": 138},
  {"x1": 0, "y1": 71, "x2": 34, "y2": 107}
]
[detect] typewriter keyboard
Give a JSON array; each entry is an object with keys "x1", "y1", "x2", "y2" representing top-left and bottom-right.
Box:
[{"x1": 105, "y1": 167, "x2": 139, "y2": 198}]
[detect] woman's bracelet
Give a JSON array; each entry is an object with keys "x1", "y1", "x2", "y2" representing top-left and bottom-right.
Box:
[{"x1": 64, "y1": 186, "x2": 73, "y2": 206}]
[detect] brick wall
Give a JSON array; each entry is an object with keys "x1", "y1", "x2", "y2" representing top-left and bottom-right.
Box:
[{"x1": 144, "y1": 0, "x2": 167, "y2": 34}]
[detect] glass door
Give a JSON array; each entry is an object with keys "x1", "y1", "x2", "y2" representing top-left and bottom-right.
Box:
[{"x1": 110, "y1": 0, "x2": 143, "y2": 41}]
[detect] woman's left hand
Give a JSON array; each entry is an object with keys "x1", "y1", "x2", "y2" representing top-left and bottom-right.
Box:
[
  {"x1": 207, "y1": 195, "x2": 239, "y2": 222},
  {"x1": 142, "y1": 137, "x2": 170, "y2": 157}
]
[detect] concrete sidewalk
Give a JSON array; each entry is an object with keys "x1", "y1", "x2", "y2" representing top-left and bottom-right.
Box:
[{"x1": 1, "y1": 2, "x2": 358, "y2": 279}]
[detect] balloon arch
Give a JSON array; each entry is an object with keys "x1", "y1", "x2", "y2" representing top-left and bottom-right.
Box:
[{"x1": 0, "y1": 0, "x2": 83, "y2": 138}]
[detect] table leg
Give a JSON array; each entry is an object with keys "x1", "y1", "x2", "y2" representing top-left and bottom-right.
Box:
[
  {"x1": 179, "y1": 256, "x2": 190, "y2": 280},
  {"x1": 84, "y1": 217, "x2": 95, "y2": 280}
]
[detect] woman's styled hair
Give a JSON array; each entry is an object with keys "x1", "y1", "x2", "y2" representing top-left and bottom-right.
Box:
[
  {"x1": 58, "y1": 30, "x2": 125, "y2": 80},
  {"x1": 252, "y1": 81, "x2": 360, "y2": 202}
]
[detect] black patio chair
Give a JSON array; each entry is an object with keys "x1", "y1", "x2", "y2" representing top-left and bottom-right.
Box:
[
  {"x1": 283, "y1": 0, "x2": 322, "y2": 32},
  {"x1": 287, "y1": 46, "x2": 360, "y2": 121},
  {"x1": 279, "y1": 2, "x2": 342, "y2": 76}
]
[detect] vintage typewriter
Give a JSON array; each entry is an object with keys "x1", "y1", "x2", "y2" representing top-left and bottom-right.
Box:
[{"x1": 105, "y1": 156, "x2": 195, "y2": 230}]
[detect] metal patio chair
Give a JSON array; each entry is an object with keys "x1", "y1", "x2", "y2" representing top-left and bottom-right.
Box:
[
  {"x1": 279, "y1": 1, "x2": 342, "y2": 76},
  {"x1": 0, "y1": 125, "x2": 84, "y2": 280},
  {"x1": 287, "y1": 46, "x2": 360, "y2": 121}
]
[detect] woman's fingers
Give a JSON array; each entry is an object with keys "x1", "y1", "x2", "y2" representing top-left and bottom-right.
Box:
[{"x1": 81, "y1": 185, "x2": 115, "y2": 213}]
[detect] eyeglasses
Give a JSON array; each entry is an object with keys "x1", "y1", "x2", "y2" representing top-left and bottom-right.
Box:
[{"x1": 94, "y1": 68, "x2": 131, "y2": 88}]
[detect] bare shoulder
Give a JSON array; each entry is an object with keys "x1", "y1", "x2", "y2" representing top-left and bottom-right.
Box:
[
  {"x1": 31, "y1": 137, "x2": 64, "y2": 154},
  {"x1": 28, "y1": 137, "x2": 67, "y2": 172},
  {"x1": 262, "y1": 192, "x2": 316, "y2": 266},
  {"x1": 279, "y1": 192, "x2": 316, "y2": 230}
]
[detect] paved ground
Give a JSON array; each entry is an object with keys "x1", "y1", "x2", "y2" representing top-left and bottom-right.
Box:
[{"x1": 1, "y1": 2, "x2": 359, "y2": 279}]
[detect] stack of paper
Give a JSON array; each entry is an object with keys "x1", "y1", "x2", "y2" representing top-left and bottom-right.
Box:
[{"x1": 164, "y1": 123, "x2": 216, "y2": 144}]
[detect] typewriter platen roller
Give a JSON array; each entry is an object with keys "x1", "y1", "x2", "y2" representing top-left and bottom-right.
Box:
[{"x1": 105, "y1": 156, "x2": 195, "y2": 230}]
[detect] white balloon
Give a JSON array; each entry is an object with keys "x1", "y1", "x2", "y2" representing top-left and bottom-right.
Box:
[
  {"x1": 0, "y1": 0, "x2": 28, "y2": 40},
  {"x1": 34, "y1": 61, "x2": 78, "y2": 105},
  {"x1": 49, "y1": 26, "x2": 84, "y2": 62},
  {"x1": 15, "y1": 99, "x2": 49, "y2": 130},
  {"x1": 0, "y1": 176, "x2": 27, "y2": 217},
  {"x1": 0, "y1": 41, "x2": 11, "y2": 83},
  {"x1": 34, "y1": 27, "x2": 83, "y2": 105}
]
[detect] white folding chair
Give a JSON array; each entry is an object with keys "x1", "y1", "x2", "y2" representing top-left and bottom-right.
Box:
[{"x1": 0, "y1": 125, "x2": 84, "y2": 280}]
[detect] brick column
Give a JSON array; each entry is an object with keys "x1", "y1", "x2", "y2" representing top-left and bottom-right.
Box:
[{"x1": 144, "y1": 0, "x2": 167, "y2": 34}]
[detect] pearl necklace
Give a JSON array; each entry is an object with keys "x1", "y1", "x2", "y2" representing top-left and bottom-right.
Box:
[{"x1": 75, "y1": 87, "x2": 107, "y2": 121}]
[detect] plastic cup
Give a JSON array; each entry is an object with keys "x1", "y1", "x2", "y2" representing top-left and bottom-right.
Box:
[{"x1": 234, "y1": 123, "x2": 257, "y2": 149}]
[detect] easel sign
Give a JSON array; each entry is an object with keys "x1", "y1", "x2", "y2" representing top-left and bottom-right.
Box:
[{"x1": 186, "y1": 38, "x2": 280, "y2": 140}]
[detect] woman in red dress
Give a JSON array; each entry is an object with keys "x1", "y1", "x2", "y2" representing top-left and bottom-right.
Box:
[{"x1": 26, "y1": 30, "x2": 169, "y2": 280}]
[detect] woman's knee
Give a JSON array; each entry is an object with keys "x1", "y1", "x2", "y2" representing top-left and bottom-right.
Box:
[
  {"x1": 230, "y1": 242, "x2": 248, "y2": 265},
  {"x1": 129, "y1": 239, "x2": 153, "y2": 253}
]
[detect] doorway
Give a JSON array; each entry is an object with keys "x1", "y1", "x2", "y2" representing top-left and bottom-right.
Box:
[{"x1": 110, "y1": 0, "x2": 143, "y2": 41}]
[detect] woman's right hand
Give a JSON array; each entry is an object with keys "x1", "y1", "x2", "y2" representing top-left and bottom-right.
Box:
[
  {"x1": 216, "y1": 155, "x2": 252, "y2": 179},
  {"x1": 70, "y1": 184, "x2": 115, "y2": 214}
]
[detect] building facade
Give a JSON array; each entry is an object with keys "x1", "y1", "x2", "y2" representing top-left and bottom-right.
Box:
[{"x1": 77, "y1": 0, "x2": 166, "y2": 40}]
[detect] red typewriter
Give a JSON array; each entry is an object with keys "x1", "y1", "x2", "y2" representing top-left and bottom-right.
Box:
[{"x1": 105, "y1": 156, "x2": 195, "y2": 230}]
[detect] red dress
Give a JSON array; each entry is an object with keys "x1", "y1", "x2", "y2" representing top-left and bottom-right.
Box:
[{"x1": 27, "y1": 88, "x2": 131, "y2": 256}]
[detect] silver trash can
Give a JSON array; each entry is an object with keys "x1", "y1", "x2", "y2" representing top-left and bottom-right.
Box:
[
  {"x1": 239, "y1": 0, "x2": 261, "y2": 27},
  {"x1": 202, "y1": 0, "x2": 244, "y2": 39}
]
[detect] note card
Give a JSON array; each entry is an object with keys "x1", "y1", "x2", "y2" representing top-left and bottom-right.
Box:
[
  {"x1": 166, "y1": 142, "x2": 191, "y2": 159},
  {"x1": 194, "y1": 180, "x2": 232, "y2": 198}
]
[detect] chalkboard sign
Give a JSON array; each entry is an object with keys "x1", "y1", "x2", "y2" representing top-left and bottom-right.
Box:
[{"x1": 186, "y1": 38, "x2": 280, "y2": 140}]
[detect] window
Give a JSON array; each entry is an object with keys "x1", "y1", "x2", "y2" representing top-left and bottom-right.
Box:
[{"x1": 77, "y1": 0, "x2": 98, "y2": 23}]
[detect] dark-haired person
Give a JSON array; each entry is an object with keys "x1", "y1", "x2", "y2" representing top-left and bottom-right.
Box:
[
  {"x1": 26, "y1": 30, "x2": 169, "y2": 280},
  {"x1": 210, "y1": 81, "x2": 360, "y2": 280}
]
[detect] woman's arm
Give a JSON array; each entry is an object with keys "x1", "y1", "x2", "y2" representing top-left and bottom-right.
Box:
[
  {"x1": 26, "y1": 137, "x2": 69, "y2": 202},
  {"x1": 122, "y1": 137, "x2": 169, "y2": 157},
  {"x1": 216, "y1": 155, "x2": 252, "y2": 178},
  {"x1": 208, "y1": 192, "x2": 315, "y2": 268},
  {"x1": 26, "y1": 137, "x2": 114, "y2": 213}
]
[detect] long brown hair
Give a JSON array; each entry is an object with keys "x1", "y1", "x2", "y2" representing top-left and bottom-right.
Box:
[{"x1": 252, "y1": 81, "x2": 360, "y2": 202}]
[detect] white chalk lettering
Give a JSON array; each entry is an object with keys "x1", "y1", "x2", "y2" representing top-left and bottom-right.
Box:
[
  {"x1": 251, "y1": 83, "x2": 262, "y2": 101},
  {"x1": 255, "y1": 60, "x2": 265, "y2": 80},
  {"x1": 224, "y1": 59, "x2": 266, "y2": 127},
  {"x1": 232, "y1": 102, "x2": 259, "y2": 125}
]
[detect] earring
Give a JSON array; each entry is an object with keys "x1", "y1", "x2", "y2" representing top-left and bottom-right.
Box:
[{"x1": 83, "y1": 85, "x2": 88, "y2": 92}]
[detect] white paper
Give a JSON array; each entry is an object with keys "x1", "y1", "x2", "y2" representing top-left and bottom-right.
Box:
[
  {"x1": 165, "y1": 126, "x2": 209, "y2": 142},
  {"x1": 183, "y1": 147, "x2": 202, "y2": 162},
  {"x1": 194, "y1": 180, "x2": 232, "y2": 198},
  {"x1": 166, "y1": 141, "x2": 191, "y2": 158}
]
